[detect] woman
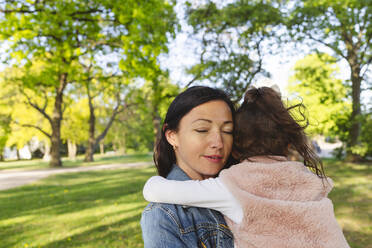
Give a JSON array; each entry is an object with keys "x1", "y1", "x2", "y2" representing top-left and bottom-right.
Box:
[{"x1": 140, "y1": 86, "x2": 235, "y2": 248}]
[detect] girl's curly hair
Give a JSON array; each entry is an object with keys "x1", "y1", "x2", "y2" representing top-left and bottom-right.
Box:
[{"x1": 233, "y1": 86, "x2": 325, "y2": 178}]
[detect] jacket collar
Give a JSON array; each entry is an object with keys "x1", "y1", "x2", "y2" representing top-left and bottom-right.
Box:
[{"x1": 166, "y1": 165, "x2": 191, "y2": 181}]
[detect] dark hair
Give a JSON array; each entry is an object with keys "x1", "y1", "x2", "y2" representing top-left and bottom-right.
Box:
[
  {"x1": 154, "y1": 86, "x2": 236, "y2": 177},
  {"x1": 233, "y1": 86, "x2": 326, "y2": 178}
]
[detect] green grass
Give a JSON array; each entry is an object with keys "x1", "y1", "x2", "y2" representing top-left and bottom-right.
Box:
[
  {"x1": 0, "y1": 153, "x2": 153, "y2": 171},
  {"x1": 0, "y1": 166, "x2": 157, "y2": 248},
  {"x1": 0, "y1": 159, "x2": 371, "y2": 248},
  {"x1": 325, "y1": 159, "x2": 372, "y2": 248}
]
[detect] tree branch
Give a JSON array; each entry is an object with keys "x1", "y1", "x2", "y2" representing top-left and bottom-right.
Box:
[
  {"x1": 68, "y1": 8, "x2": 103, "y2": 17},
  {"x1": 307, "y1": 33, "x2": 348, "y2": 61},
  {"x1": 94, "y1": 103, "x2": 124, "y2": 145},
  {"x1": 94, "y1": 91, "x2": 132, "y2": 145},
  {"x1": 361, "y1": 55, "x2": 372, "y2": 80},
  {"x1": 21, "y1": 124, "x2": 51, "y2": 139},
  {"x1": 20, "y1": 89, "x2": 53, "y2": 124}
]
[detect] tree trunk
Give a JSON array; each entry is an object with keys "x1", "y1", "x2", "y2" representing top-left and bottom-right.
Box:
[
  {"x1": 43, "y1": 142, "x2": 51, "y2": 161},
  {"x1": 16, "y1": 148, "x2": 20, "y2": 160},
  {"x1": 118, "y1": 138, "x2": 126, "y2": 155},
  {"x1": 84, "y1": 121, "x2": 96, "y2": 162},
  {"x1": 68, "y1": 140, "x2": 77, "y2": 160},
  {"x1": 151, "y1": 78, "x2": 162, "y2": 147},
  {"x1": 49, "y1": 73, "x2": 68, "y2": 167},
  {"x1": 84, "y1": 84, "x2": 96, "y2": 162},
  {"x1": 84, "y1": 82, "x2": 124, "y2": 162},
  {"x1": 0, "y1": 147, "x2": 3, "y2": 161},
  {"x1": 346, "y1": 53, "x2": 362, "y2": 161},
  {"x1": 153, "y1": 112, "x2": 161, "y2": 145},
  {"x1": 100, "y1": 142, "x2": 104, "y2": 155},
  {"x1": 119, "y1": 138, "x2": 126, "y2": 155}
]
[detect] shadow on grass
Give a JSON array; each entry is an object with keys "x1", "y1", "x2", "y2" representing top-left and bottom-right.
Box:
[
  {"x1": 41, "y1": 211, "x2": 145, "y2": 248},
  {"x1": 0, "y1": 167, "x2": 156, "y2": 248},
  {"x1": 0, "y1": 168, "x2": 155, "y2": 218},
  {"x1": 343, "y1": 228, "x2": 372, "y2": 248},
  {"x1": 324, "y1": 160, "x2": 372, "y2": 248},
  {"x1": 0, "y1": 159, "x2": 50, "y2": 171}
]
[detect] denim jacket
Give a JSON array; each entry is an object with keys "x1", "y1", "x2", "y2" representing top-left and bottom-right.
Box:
[{"x1": 141, "y1": 165, "x2": 234, "y2": 248}]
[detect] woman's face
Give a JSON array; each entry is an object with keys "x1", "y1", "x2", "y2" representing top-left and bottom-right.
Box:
[{"x1": 166, "y1": 100, "x2": 233, "y2": 180}]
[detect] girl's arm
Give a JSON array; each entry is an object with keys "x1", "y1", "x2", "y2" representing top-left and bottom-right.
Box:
[{"x1": 143, "y1": 176, "x2": 243, "y2": 223}]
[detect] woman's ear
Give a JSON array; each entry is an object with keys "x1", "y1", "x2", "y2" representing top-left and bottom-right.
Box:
[{"x1": 165, "y1": 129, "x2": 179, "y2": 148}]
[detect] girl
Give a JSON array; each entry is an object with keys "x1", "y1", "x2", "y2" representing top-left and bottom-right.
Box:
[{"x1": 143, "y1": 86, "x2": 350, "y2": 248}]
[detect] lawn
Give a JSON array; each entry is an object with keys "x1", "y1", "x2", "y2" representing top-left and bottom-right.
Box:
[
  {"x1": 324, "y1": 159, "x2": 372, "y2": 248},
  {"x1": 0, "y1": 153, "x2": 153, "y2": 171},
  {"x1": 0, "y1": 166, "x2": 156, "y2": 248},
  {"x1": 0, "y1": 159, "x2": 371, "y2": 248}
]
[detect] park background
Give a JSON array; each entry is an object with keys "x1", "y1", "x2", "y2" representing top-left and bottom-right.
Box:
[{"x1": 0, "y1": 0, "x2": 371, "y2": 247}]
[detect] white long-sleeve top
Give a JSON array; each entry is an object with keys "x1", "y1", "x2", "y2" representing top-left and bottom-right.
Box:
[{"x1": 143, "y1": 175, "x2": 244, "y2": 223}]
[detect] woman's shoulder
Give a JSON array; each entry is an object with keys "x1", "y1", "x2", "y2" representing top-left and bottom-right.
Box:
[
  {"x1": 142, "y1": 202, "x2": 181, "y2": 220},
  {"x1": 141, "y1": 202, "x2": 185, "y2": 231}
]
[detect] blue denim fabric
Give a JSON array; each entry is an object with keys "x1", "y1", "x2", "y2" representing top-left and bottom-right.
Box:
[{"x1": 141, "y1": 165, "x2": 234, "y2": 248}]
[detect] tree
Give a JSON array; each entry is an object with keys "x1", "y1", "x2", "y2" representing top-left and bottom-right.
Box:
[
  {"x1": 145, "y1": 76, "x2": 180, "y2": 143},
  {"x1": 288, "y1": 53, "x2": 352, "y2": 140},
  {"x1": 105, "y1": 79, "x2": 180, "y2": 154},
  {"x1": 0, "y1": 65, "x2": 52, "y2": 158},
  {"x1": 184, "y1": 0, "x2": 283, "y2": 101},
  {"x1": 0, "y1": 114, "x2": 11, "y2": 161},
  {"x1": 285, "y1": 0, "x2": 372, "y2": 160},
  {"x1": 61, "y1": 98, "x2": 89, "y2": 160},
  {"x1": 0, "y1": 76, "x2": 13, "y2": 160},
  {"x1": 360, "y1": 112, "x2": 372, "y2": 158},
  {"x1": 81, "y1": 68, "x2": 129, "y2": 162},
  {"x1": 0, "y1": 0, "x2": 178, "y2": 166}
]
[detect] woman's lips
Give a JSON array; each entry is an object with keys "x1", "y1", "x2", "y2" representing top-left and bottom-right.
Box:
[{"x1": 203, "y1": 155, "x2": 223, "y2": 163}]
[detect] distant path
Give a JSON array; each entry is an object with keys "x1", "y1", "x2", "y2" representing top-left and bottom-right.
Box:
[{"x1": 0, "y1": 162, "x2": 153, "y2": 191}]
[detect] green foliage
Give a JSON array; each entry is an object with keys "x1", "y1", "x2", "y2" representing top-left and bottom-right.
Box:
[
  {"x1": 0, "y1": 66, "x2": 51, "y2": 148},
  {"x1": 285, "y1": 0, "x2": 371, "y2": 157},
  {"x1": 287, "y1": 0, "x2": 371, "y2": 65},
  {"x1": 0, "y1": 81, "x2": 12, "y2": 156},
  {"x1": 106, "y1": 79, "x2": 180, "y2": 153},
  {"x1": 0, "y1": 0, "x2": 178, "y2": 91},
  {"x1": 0, "y1": 114, "x2": 11, "y2": 157},
  {"x1": 0, "y1": 0, "x2": 178, "y2": 164},
  {"x1": 113, "y1": 0, "x2": 179, "y2": 80},
  {"x1": 289, "y1": 53, "x2": 352, "y2": 138},
  {"x1": 185, "y1": 0, "x2": 283, "y2": 101},
  {"x1": 62, "y1": 98, "x2": 89, "y2": 144},
  {"x1": 359, "y1": 113, "x2": 372, "y2": 157}
]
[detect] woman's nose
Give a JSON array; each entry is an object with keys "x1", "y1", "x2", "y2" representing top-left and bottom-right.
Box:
[{"x1": 209, "y1": 132, "x2": 223, "y2": 149}]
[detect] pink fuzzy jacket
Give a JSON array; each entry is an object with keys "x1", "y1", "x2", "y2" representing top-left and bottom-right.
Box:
[{"x1": 219, "y1": 158, "x2": 350, "y2": 248}]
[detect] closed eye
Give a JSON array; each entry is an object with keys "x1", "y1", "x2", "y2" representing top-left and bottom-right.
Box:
[{"x1": 195, "y1": 129, "x2": 208, "y2": 133}]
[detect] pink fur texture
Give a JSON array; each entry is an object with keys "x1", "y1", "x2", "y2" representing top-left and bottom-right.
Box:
[{"x1": 219, "y1": 160, "x2": 350, "y2": 248}]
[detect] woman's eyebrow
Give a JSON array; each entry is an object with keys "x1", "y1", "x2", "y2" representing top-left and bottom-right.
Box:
[
  {"x1": 192, "y1": 119, "x2": 233, "y2": 124},
  {"x1": 192, "y1": 118, "x2": 212, "y2": 123},
  {"x1": 223, "y1": 120, "x2": 233, "y2": 124}
]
